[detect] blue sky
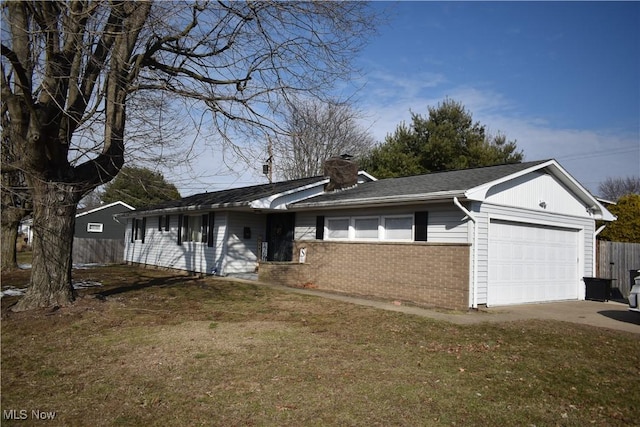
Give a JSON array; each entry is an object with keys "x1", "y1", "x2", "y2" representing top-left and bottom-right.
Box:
[
  {"x1": 170, "y1": 1, "x2": 639, "y2": 197},
  {"x1": 350, "y1": 1, "x2": 639, "y2": 194}
]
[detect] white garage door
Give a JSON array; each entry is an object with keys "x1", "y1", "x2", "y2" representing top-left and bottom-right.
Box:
[{"x1": 488, "y1": 220, "x2": 579, "y2": 306}]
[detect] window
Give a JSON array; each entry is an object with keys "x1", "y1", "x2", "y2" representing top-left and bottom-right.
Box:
[
  {"x1": 87, "y1": 223, "x2": 103, "y2": 233},
  {"x1": 184, "y1": 215, "x2": 202, "y2": 242},
  {"x1": 132, "y1": 218, "x2": 146, "y2": 243},
  {"x1": 327, "y1": 218, "x2": 349, "y2": 239},
  {"x1": 158, "y1": 215, "x2": 171, "y2": 231},
  {"x1": 180, "y1": 213, "x2": 212, "y2": 244},
  {"x1": 324, "y1": 213, "x2": 420, "y2": 242},
  {"x1": 384, "y1": 216, "x2": 413, "y2": 240},
  {"x1": 354, "y1": 217, "x2": 379, "y2": 239}
]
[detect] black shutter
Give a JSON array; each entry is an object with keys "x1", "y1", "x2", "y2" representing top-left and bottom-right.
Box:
[
  {"x1": 158, "y1": 216, "x2": 163, "y2": 231},
  {"x1": 130, "y1": 219, "x2": 135, "y2": 243},
  {"x1": 165, "y1": 215, "x2": 170, "y2": 231},
  {"x1": 315, "y1": 216, "x2": 325, "y2": 240},
  {"x1": 141, "y1": 218, "x2": 147, "y2": 243},
  {"x1": 207, "y1": 213, "x2": 215, "y2": 247},
  {"x1": 177, "y1": 214, "x2": 183, "y2": 245},
  {"x1": 415, "y1": 211, "x2": 428, "y2": 241}
]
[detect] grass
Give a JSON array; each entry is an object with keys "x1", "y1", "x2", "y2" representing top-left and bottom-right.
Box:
[
  {"x1": 2, "y1": 264, "x2": 639, "y2": 426},
  {"x1": 15, "y1": 250, "x2": 32, "y2": 266}
]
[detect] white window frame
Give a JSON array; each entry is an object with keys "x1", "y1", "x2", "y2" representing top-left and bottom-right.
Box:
[
  {"x1": 382, "y1": 215, "x2": 414, "y2": 241},
  {"x1": 87, "y1": 222, "x2": 104, "y2": 233},
  {"x1": 325, "y1": 215, "x2": 414, "y2": 242},
  {"x1": 326, "y1": 217, "x2": 350, "y2": 240},
  {"x1": 353, "y1": 216, "x2": 380, "y2": 240}
]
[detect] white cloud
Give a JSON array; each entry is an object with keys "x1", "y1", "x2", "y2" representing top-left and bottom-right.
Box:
[
  {"x1": 162, "y1": 66, "x2": 639, "y2": 197},
  {"x1": 357, "y1": 77, "x2": 640, "y2": 194}
]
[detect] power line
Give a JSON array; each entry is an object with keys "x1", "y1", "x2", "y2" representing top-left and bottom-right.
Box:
[{"x1": 556, "y1": 145, "x2": 638, "y2": 162}]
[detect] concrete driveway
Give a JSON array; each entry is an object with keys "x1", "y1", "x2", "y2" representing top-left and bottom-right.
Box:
[
  {"x1": 479, "y1": 300, "x2": 640, "y2": 334},
  {"x1": 364, "y1": 298, "x2": 640, "y2": 335},
  {"x1": 240, "y1": 278, "x2": 640, "y2": 335},
  {"x1": 306, "y1": 293, "x2": 640, "y2": 335}
]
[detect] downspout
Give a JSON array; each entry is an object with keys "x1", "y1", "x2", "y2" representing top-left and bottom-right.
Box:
[
  {"x1": 454, "y1": 197, "x2": 478, "y2": 309},
  {"x1": 593, "y1": 224, "x2": 606, "y2": 277}
]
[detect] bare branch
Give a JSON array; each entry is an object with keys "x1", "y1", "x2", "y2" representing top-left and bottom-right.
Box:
[{"x1": 1, "y1": 44, "x2": 34, "y2": 108}]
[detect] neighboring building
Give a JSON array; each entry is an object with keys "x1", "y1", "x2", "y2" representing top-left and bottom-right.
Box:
[
  {"x1": 17, "y1": 219, "x2": 33, "y2": 248},
  {"x1": 75, "y1": 201, "x2": 135, "y2": 239},
  {"x1": 18, "y1": 200, "x2": 134, "y2": 246},
  {"x1": 73, "y1": 201, "x2": 135, "y2": 264},
  {"x1": 119, "y1": 159, "x2": 615, "y2": 310}
]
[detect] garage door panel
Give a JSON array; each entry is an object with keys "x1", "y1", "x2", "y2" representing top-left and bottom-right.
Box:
[{"x1": 488, "y1": 220, "x2": 578, "y2": 306}]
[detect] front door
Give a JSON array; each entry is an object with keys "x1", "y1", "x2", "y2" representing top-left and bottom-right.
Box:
[{"x1": 266, "y1": 213, "x2": 295, "y2": 262}]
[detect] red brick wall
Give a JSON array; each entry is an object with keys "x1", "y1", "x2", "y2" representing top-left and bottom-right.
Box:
[{"x1": 259, "y1": 241, "x2": 470, "y2": 311}]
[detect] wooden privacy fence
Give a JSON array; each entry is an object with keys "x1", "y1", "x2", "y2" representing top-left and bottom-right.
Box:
[
  {"x1": 73, "y1": 238, "x2": 124, "y2": 265},
  {"x1": 597, "y1": 240, "x2": 640, "y2": 297}
]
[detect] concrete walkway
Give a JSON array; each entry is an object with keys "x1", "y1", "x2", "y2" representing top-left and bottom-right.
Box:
[{"x1": 225, "y1": 277, "x2": 640, "y2": 335}]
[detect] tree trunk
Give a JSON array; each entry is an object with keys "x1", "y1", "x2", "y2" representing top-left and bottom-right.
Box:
[
  {"x1": 12, "y1": 182, "x2": 80, "y2": 311},
  {"x1": 1, "y1": 214, "x2": 20, "y2": 270}
]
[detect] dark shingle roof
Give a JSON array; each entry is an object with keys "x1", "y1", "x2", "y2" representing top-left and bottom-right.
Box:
[
  {"x1": 130, "y1": 160, "x2": 551, "y2": 214},
  {"x1": 292, "y1": 160, "x2": 550, "y2": 207},
  {"x1": 137, "y1": 175, "x2": 325, "y2": 213}
]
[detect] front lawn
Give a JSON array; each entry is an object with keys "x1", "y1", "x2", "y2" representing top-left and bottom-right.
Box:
[{"x1": 2, "y1": 265, "x2": 638, "y2": 426}]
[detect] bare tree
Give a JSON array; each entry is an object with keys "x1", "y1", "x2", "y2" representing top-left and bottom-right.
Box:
[
  {"x1": 1, "y1": 135, "x2": 30, "y2": 270},
  {"x1": 273, "y1": 99, "x2": 375, "y2": 180},
  {"x1": 1, "y1": 1, "x2": 377, "y2": 310},
  {"x1": 598, "y1": 176, "x2": 640, "y2": 201}
]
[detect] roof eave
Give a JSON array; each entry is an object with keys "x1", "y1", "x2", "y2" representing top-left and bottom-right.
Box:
[
  {"x1": 464, "y1": 160, "x2": 557, "y2": 201},
  {"x1": 76, "y1": 200, "x2": 135, "y2": 218},
  {"x1": 249, "y1": 178, "x2": 330, "y2": 209},
  {"x1": 115, "y1": 202, "x2": 252, "y2": 218},
  {"x1": 463, "y1": 159, "x2": 616, "y2": 222},
  {"x1": 290, "y1": 191, "x2": 465, "y2": 210},
  {"x1": 538, "y1": 161, "x2": 616, "y2": 222}
]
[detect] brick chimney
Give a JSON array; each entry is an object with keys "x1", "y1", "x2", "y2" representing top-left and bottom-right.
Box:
[{"x1": 324, "y1": 154, "x2": 358, "y2": 192}]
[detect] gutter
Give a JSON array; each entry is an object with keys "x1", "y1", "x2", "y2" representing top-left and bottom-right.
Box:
[
  {"x1": 453, "y1": 197, "x2": 478, "y2": 309},
  {"x1": 115, "y1": 202, "x2": 251, "y2": 219},
  {"x1": 292, "y1": 190, "x2": 465, "y2": 210}
]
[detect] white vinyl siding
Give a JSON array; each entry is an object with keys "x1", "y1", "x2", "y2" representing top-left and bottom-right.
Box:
[
  {"x1": 124, "y1": 211, "x2": 262, "y2": 275},
  {"x1": 294, "y1": 213, "x2": 318, "y2": 240},
  {"x1": 125, "y1": 213, "x2": 227, "y2": 275},
  {"x1": 295, "y1": 204, "x2": 468, "y2": 244},
  {"x1": 484, "y1": 171, "x2": 589, "y2": 217},
  {"x1": 222, "y1": 212, "x2": 266, "y2": 274}
]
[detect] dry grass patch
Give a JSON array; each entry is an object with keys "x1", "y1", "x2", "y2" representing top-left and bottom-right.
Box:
[{"x1": 2, "y1": 265, "x2": 639, "y2": 426}]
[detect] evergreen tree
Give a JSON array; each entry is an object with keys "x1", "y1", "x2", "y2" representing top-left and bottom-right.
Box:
[
  {"x1": 361, "y1": 99, "x2": 523, "y2": 178},
  {"x1": 102, "y1": 167, "x2": 180, "y2": 208}
]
